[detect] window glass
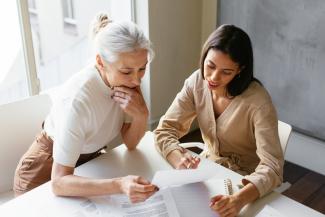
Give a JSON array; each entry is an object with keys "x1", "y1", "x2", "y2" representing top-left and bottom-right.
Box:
[
  {"x1": 0, "y1": 0, "x2": 29, "y2": 105},
  {"x1": 28, "y1": 0, "x2": 133, "y2": 92}
]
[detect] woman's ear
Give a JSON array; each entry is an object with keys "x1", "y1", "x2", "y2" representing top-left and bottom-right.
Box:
[{"x1": 96, "y1": 54, "x2": 104, "y2": 70}]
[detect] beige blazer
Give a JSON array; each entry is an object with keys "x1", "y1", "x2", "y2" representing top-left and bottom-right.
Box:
[{"x1": 154, "y1": 69, "x2": 284, "y2": 197}]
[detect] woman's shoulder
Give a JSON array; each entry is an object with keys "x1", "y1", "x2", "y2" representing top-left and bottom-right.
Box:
[
  {"x1": 61, "y1": 65, "x2": 96, "y2": 91},
  {"x1": 56, "y1": 65, "x2": 101, "y2": 108},
  {"x1": 239, "y1": 81, "x2": 273, "y2": 108},
  {"x1": 184, "y1": 69, "x2": 205, "y2": 89}
]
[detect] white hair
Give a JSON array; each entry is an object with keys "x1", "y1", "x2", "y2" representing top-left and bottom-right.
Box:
[{"x1": 90, "y1": 13, "x2": 154, "y2": 63}]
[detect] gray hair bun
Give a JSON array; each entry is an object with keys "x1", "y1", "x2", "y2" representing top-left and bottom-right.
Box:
[{"x1": 90, "y1": 12, "x2": 113, "y2": 39}]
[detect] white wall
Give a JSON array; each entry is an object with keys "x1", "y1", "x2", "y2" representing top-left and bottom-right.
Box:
[
  {"x1": 201, "y1": 0, "x2": 217, "y2": 46},
  {"x1": 146, "y1": 0, "x2": 218, "y2": 129}
]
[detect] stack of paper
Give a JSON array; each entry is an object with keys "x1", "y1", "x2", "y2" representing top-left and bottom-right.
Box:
[{"x1": 51, "y1": 168, "x2": 228, "y2": 217}]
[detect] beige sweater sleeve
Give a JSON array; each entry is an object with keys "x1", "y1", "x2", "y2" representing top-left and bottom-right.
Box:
[
  {"x1": 154, "y1": 77, "x2": 197, "y2": 158},
  {"x1": 243, "y1": 103, "x2": 284, "y2": 197}
]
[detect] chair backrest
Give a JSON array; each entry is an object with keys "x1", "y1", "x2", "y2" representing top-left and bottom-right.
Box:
[
  {"x1": 278, "y1": 120, "x2": 292, "y2": 154},
  {"x1": 0, "y1": 94, "x2": 52, "y2": 193}
]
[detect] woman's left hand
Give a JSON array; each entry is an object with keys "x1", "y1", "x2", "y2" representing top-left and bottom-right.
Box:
[
  {"x1": 112, "y1": 86, "x2": 148, "y2": 119},
  {"x1": 210, "y1": 194, "x2": 244, "y2": 217}
]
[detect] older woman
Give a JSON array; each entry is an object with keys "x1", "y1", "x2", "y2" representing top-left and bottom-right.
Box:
[
  {"x1": 14, "y1": 13, "x2": 158, "y2": 203},
  {"x1": 154, "y1": 24, "x2": 284, "y2": 216}
]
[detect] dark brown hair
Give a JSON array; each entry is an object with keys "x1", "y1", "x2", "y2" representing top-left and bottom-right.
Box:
[{"x1": 200, "y1": 24, "x2": 260, "y2": 96}]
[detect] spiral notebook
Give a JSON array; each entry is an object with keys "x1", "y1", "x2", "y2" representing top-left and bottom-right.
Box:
[
  {"x1": 170, "y1": 177, "x2": 234, "y2": 217},
  {"x1": 204, "y1": 177, "x2": 234, "y2": 196},
  {"x1": 152, "y1": 169, "x2": 234, "y2": 216}
]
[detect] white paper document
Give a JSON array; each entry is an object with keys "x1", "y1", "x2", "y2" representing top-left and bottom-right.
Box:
[
  {"x1": 171, "y1": 182, "x2": 219, "y2": 217},
  {"x1": 256, "y1": 205, "x2": 287, "y2": 217},
  {"x1": 152, "y1": 168, "x2": 216, "y2": 189},
  {"x1": 67, "y1": 188, "x2": 180, "y2": 217},
  {"x1": 39, "y1": 174, "x2": 231, "y2": 217}
]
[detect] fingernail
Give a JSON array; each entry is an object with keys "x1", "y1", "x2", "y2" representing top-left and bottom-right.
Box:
[{"x1": 155, "y1": 186, "x2": 159, "y2": 191}]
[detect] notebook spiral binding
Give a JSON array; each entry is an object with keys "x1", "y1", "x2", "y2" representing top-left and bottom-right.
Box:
[{"x1": 224, "y1": 179, "x2": 233, "y2": 195}]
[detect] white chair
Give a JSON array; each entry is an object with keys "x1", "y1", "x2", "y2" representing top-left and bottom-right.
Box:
[
  {"x1": 275, "y1": 120, "x2": 292, "y2": 193},
  {"x1": 277, "y1": 120, "x2": 292, "y2": 155},
  {"x1": 0, "y1": 94, "x2": 52, "y2": 204}
]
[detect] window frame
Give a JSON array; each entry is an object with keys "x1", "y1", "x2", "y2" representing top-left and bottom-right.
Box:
[
  {"x1": 27, "y1": 0, "x2": 37, "y2": 15},
  {"x1": 62, "y1": 0, "x2": 77, "y2": 25},
  {"x1": 17, "y1": 0, "x2": 40, "y2": 96}
]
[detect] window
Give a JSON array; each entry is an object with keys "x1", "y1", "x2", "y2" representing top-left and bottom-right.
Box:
[
  {"x1": 63, "y1": 0, "x2": 75, "y2": 21},
  {"x1": 0, "y1": 0, "x2": 29, "y2": 105},
  {"x1": 29, "y1": 0, "x2": 133, "y2": 92},
  {"x1": 62, "y1": 0, "x2": 77, "y2": 35},
  {"x1": 0, "y1": 0, "x2": 133, "y2": 106},
  {"x1": 28, "y1": 0, "x2": 37, "y2": 14}
]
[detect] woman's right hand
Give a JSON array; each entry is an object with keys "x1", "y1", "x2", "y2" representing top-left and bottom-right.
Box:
[
  {"x1": 119, "y1": 175, "x2": 158, "y2": 203},
  {"x1": 167, "y1": 149, "x2": 200, "y2": 169}
]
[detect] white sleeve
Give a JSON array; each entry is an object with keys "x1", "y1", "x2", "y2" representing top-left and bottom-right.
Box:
[{"x1": 53, "y1": 99, "x2": 90, "y2": 167}]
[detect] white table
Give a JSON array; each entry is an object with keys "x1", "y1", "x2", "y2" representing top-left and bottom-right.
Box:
[{"x1": 0, "y1": 132, "x2": 323, "y2": 217}]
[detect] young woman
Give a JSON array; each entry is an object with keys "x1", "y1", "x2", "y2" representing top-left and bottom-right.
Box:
[
  {"x1": 154, "y1": 24, "x2": 284, "y2": 216},
  {"x1": 14, "y1": 13, "x2": 158, "y2": 203}
]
